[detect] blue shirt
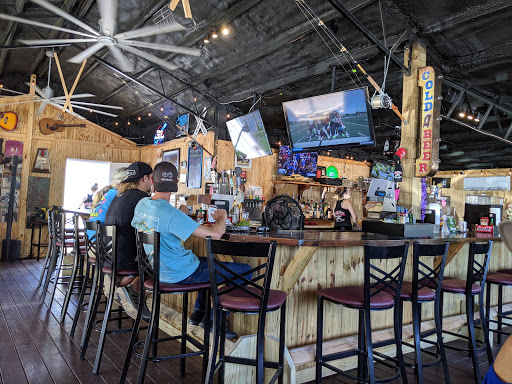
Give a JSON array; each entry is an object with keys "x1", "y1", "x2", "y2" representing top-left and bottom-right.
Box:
[
  {"x1": 87, "y1": 188, "x2": 118, "y2": 239},
  {"x1": 483, "y1": 365, "x2": 509, "y2": 384},
  {"x1": 131, "y1": 197, "x2": 200, "y2": 283}
]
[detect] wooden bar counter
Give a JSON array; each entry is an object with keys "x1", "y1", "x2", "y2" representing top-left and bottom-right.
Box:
[{"x1": 158, "y1": 229, "x2": 510, "y2": 383}]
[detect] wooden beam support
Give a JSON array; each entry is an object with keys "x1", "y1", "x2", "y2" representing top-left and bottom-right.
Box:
[{"x1": 276, "y1": 246, "x2": 318, "y2": 295}]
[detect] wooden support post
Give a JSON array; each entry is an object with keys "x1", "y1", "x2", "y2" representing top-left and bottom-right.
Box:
[
  {"x1": 276, "y1": 246, "x2": 318, "y2": 295},
  {"x1": 434, "y1": 242, "x2": 464, "y2": 270},
  {"x1": 29, "y1": 74, "x2": 37, "y2": 95},
  {"x1": 398, "y1": 42, "x2": 426, "y2": 217}
]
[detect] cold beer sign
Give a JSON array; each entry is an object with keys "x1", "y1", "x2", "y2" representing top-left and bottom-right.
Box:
[{"x1": 416, "y1": 66, "x2": 442, "y2": 177}]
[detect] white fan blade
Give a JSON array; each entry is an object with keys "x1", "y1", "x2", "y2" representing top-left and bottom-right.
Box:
[
  {"x1": 31, "y1": 0, "x2": 100, "y2": 36},
  {"x1": 24, "y1": 82, "x2": 45, "y2": 98},
  {"x1": 118, "y1": 40, "x2": 201, "y2": 57},
  {"x1": 19, "y1": 38, "x2": 96, "y2": 45},
  {"x1": 97, "y1": 0, "x2": 118, "y2": 36},
  {"x1": 52, "y1": 93, "x2": 96, "y2": 99},
  {"x1": 118, "y1": 45, "x2": 179, "y2": 71},
  {"x1": 0, "y1": 13, "x2": 96, "y2": 38},
  {"x1": 67, "y1": 42, "x2": 104, "y2": 63},
  {"x1": 53, "y1": 101, "x2": 118, "y2": 117},
  {"x1": 108, "y1": 46, "x2": 133, "y2": 72},
  {"x1": 114, "y1": 21, "x2": 185, "y2": 40},
  {"x1": 36, "y1": 100, "x2": 49, "y2": 116},
  {"x1": 66, "y1": 100, "x2": 123, "y2": 110},
  {"x1": 0, "y1": 87, "x2": 25, "y2": 95}
]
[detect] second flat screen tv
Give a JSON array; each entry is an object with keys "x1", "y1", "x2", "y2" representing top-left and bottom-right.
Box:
[
  {"x1": 226, "y1": 110, "x2": 272, "y2": 160},
  {"x1": 283, "y1": 88, "x2": 375, "y2": 150}
]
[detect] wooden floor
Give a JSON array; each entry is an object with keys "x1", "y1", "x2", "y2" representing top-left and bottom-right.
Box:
[{"x1": 0, "y1": 259, "x2": 503, "y2": 384}]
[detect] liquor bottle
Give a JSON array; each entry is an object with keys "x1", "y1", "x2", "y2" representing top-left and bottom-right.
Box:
[
  {"x1": 316, "y1": 204, "x2": 321, "y2": 219},
  {"x1": 197, "y1": 209, "x2": 204, "y2": 224},
  {"x1": 327, "y1": 204, "x2": 333, "y2": 220}
]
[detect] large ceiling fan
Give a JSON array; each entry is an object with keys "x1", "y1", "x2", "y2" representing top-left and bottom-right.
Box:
[{"x1": 0, "y1": 0, "x2": 201, "y2": 73}]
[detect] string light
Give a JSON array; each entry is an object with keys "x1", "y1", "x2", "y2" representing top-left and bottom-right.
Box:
[
  {"x1": 226, "y1": 113, "x2": 230, "y2": 118},
  {"x1": 127, "y1": 120, "x2": 131, "y2": 125},
  {"x1": 89, "y1": 110, "x2": 92, "y2": 113},
  {"x1": 160, "y1": 107, "x2": 164, "y2": 111},
  {"x1": 203, "y1": 35, "x2": 210, "y2": 44},
  {"x1": 193, "y1": 97, "x2": 197, "y2": 102},
  {"x1": 148, "y1": 112, "x2": 152, "y2": 117},
  {"x1": 509, "y1": 169, "x2": 511, "y2": 175},
  {"x1": 277, "y1": 141, "x2": 282, "y2": 146},
  {"x1": 137, "y1": 116, "x2": 141, "y2": 121},
  {"x1": 222, "y1": 27, "x2": 229, "y2": 35},
  {"x1": 0, "y1": 84, "x2": 3, "y2": 88},
  {"x1": 115, "y1": 122, "x2": 119, "y2": 126},
  {"x1": 481, "y1": 170, "x2": 483, "y2": 175},
  {"x1": 211, "y1": 27, "x2": 219, "y2": 39}
]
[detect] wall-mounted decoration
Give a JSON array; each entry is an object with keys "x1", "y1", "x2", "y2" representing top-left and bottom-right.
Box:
[
  {"x1": 187, "y1": 145, "x2": 203, "y2": 189},
  {"x1": 162, "y1": 148, "x2": 180, "y2": 171},
  {"x1": 0, "y1": 112, "x2": 18, "y2": 131},
  {"x1": 154, "y1": 122, "x2": 168, "y2": 145},
  {"x1": 33, "y1": 148, "x2": 51, "y2": 173},
  {"x1": 235, "y1": 153, "x2": 252, "y2": 169},
  {"x1": 204, "y1": 156, "x2": 212, "y2": 181},
  {"x1": 39, "y1": 118, "x2": 86, "y2": 135},
  {"x1": 180, "y1": 161, "x2": 187, "y2": 169},
  {"x1": 27, "y1": 176, "x2": 50, "y2": 213},
  {"x1": 175, "y1": 114, "x2": 190, "y2": 137}
]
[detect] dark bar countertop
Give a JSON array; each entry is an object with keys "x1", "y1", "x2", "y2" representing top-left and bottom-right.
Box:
[{"x1": 223, "y1": 230, "x2": 501, "y2": 247}]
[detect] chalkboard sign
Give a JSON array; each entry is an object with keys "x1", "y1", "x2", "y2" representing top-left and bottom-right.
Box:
[{"x1": 187, "y1": 146, "x2": 203, "y2": 189}]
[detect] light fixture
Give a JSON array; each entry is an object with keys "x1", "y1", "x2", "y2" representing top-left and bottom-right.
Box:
[
  {"x1": 89, "y1": 110, "x2": 92, "y2": 113},
  {"x1": 137, "y1": 116, "x2": 141, "y2": 121},
  {"x1": 226, "y1": 113, "x2": 230, "y2": 118},
  {"x1": 0, "y1": 84, "x2": 3, "y2": 88},
  {"x1": 221, "y1": 27, "x2": 229, "y2": 35},
  {"x1": 481, "y1": 170, "x2": 483, "y2": 175},
  {"x1": 211, "y1": 27, "x2": 218, "y2": 39},
  {"x1": 509, "y1": 169, "x2": 511, "y2": 175},
  {"x1": 475, "y1": 112, "x2": 483, "y2": 123},
  {"x1": 160, "y1": 107, "x2": 164, "y2": 112},
  {"x1": 127, "y1": 120, "x2": 131, "y2": 125},
  {"x1": 458, "y1": 105, "x2": 468, "y2": 118},
  {"x1": 277, "y1": 141, "x2": 281, "y2": 146},
  {"x1": 115, "y1": 122, "x2": 119, "y2": 126},
  {"x1": 203, "y1": 35, "x2": 210, "y2": 44},
  {"x1": 148, "y1": 112, "x2": 152, "y2": 117},
  {"x1": 193, "y1": 97, "x2": 197, "y2": 102}
]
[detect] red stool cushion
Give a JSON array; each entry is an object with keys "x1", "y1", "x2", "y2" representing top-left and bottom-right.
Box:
[
  {"x1": 316, "y1": 286, "x2": 395, "y2": 309},
  {"x1": 88, "y1": 257, "x2": 96, "y2": 264},
  {"x1": 486, "y1": 272, "x2": 512, "y2": 285},
  {"x1": 441, "y1": 277, "x2": 481, "y2": 294},
  {"x1": 102, "y1": 266, "x2": 138, "y2": 276},
  {"x1": 218, "y1": 287, "x2": 286, "y2": 312},
  {"x1": 497, "y1": 269, "x2": 512, "y2": 275},
  {"x1": 399, "y1": 281, "x2": 436, "y2": 301},
  {"x1": 143, "y1": 279, "x2": 210, "y2": 293}
]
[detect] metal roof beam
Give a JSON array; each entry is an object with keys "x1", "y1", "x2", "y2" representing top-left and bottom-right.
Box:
[{"x1": 0, "y1": 0, "x2": 26, "y2": 75}]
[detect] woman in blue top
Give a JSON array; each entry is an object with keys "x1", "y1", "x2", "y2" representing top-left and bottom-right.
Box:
[
  {"x1": 86, "y1": 167, "x2": 127, "y2": 239},
  {"x1": 483, "y1": 335, "x2": 512, "y2": 383}
]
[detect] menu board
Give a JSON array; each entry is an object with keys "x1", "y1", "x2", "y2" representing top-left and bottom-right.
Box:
[{"x1": 187, "y1": 146, "x2": 203, "y2": 189}]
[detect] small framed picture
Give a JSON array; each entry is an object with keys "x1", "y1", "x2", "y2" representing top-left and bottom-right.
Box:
[
  {"x1": 33, "y1": 148, "x2": 51, "y2": 173},
  {"x1": 180, "y1": 160, "x2": 187, "y2": 169},
  {"x1": 235, "y1": 152, "x2": 251, "y2": 169},
  {"x1": 162, "y1": 148, "x2": 180, "y2": 170}
]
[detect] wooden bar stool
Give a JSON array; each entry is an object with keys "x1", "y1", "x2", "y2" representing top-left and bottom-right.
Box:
[
  {"x1": 439, "y1": 241, "x2": 493, "y2": 384},
  {"x1": 315, "y1": 242, "x2": 409, "y2": 384},
  {"x1": 205, "y1": 237, "x2": 285, "y2": 384},
  {"x1": 79, "y1": 223, "x2": 137, "y2": 374},
  {"x1": 70, "y1": 219, "x2": 98, "y2": 338},
  {"x1": 120, "y1": 231, "x2": 211, "y2": 384},
  {"x1": 397, "y1": 241, "x2": 451, "y2": 384}
]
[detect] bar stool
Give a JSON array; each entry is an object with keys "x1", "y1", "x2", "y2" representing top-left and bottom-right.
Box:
[
  {"x1": 37, "y1": 208, "x2": 54, "y2": 290},
  {"x1": 70, "y1": 219, "x2": 97, "y2": 337},
  {"x1": 440, "y1": 241, "x2": 493, "y2": 384},
  {"x1": 79, "y1": 223, "x2": 137, "y2": 374},
  {"x1": 398, "y1": 242, "x2": 450, "y2": 384},
  {"x1": 205, "y1": 237, "x2": 285, "y2": 384},
  {"x1": 485, "y1": 271, "x2": 512, "y2": 344},
  {"x1": 316, "y1": 242, "x2": 409, "y2": 384},
  {"x1": 40, "y1": 211, "x2": 77, "y2": 308},
  {"x1": 60, "y1": 214, "x2": 87, "y2": 322},
  {"x1": 120, "y1": 231, "x2": 211, "y2": 384}
]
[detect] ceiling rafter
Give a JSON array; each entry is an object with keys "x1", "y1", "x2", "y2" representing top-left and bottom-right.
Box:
[{"x1": 0, "y1": 0, "x2": 26, "y2": 74}]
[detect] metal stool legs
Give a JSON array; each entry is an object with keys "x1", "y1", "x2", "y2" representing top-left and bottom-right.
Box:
[{"x1": 70, "y1": 258, "x2": 95, "y2": 337}]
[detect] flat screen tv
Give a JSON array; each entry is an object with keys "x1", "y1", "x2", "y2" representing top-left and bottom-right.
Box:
[
  {"x1": 277, "y1": 146, "x2": 318, "y2": 177},
  {"x1": 371, "y1": 161, "x2": 395, "y2": 181},
  {"x1": 282, "y1": 87, "x2": 375, "y2": 150},
  {"x1": 226, "y1": 110, "x2": 272, "y2": 160}
]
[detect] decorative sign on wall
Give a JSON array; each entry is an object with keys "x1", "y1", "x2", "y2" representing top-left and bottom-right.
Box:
[
  {"x1": 187, "y1": 145, "x2": 203, "y2": 189},
  {"x1": 204, "y1": 156, "x2": 212, "y2": 182},
  {"x1": 162, "y1": 148, "x2": 180, "y2": 171},
  {"x1": 33, "y1": 148, "x2": 51, "y2": 173},
  {"x1": 154, "y1": 122, "x2": 168, "y2": 145},
  {"x1": 27, "y1": 176, "x2": 50, "y2": 213},
  {"x1": 415, "y1": 66, "x2": 442, "y2": 177},
  {"x1": 1, "y1": 140, "x2": 23, "y2": 222}
]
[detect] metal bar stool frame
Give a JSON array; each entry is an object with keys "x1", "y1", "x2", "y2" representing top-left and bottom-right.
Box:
[
  {"x1": 485, "y1": 270, "x2": 512, "y2": 344},
  {"x1": 37, "y1": 208, "x2": 55, "y2": 291},
  {"x1": 315, "y1": 242, "x2": 410, "y2": 384},
  {"x1": 120, "y1": 230, "x2": 211, "y2": 384}
]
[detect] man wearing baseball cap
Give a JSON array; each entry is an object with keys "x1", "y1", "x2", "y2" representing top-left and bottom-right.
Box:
[
  {"x1": 105, "y1": 161, "x2": 153, "y2": 319},
  {"x1": 131, "y1": 161, "x2": 250, "y2": 339}
]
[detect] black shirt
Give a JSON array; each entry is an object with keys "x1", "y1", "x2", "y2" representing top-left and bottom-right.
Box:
[
  {"x1": 105, "y1": 188, "x2": 149, "y2": 269},
  {"x1": 334, "y1": 200, "x2": 352, "y2": 230}
]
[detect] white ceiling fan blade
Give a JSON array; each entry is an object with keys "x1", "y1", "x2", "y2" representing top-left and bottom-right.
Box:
[
  {"x1": 0, "y1": 13, "x2": 96, "y2": 38},
  {"x1": 107, "y1": 46, "x2": 133, "y2": 72},
  {"x1": 118, "y1": 45, "x2": 179, "y2": 71},
  {"x1": 118, "y1": 40, "x2": 201, "y2": 57},
  {"x1": 52, "y1": 93, "x2": 96, "y2": 100},
  {"x1": 97, "y1": 0, "x2": 118, "y2": 36},
  {"x1": 19, "y1": 38, "x2": 97, "y2": 45},
  {"x1": 67, "y1": 100, "x2": 123, "y2": 110},
  {"x1": 53, "y1": 101, "x2": 118, "y2": 117},
  {"x1": 31, "y1": 0, "x2": 100, "y2": 36},
  {"x1": 67, "y1": 42, "x2": 104, "y2": 63},
  {"x1": 0, "y1": 87, "x2": 26, "y2": 95},
  {"x1": 24, "y1": 82, "x2": 45, "y2": 98},
  {"x1": 36, "y1": 100, "x2": 49, "y2": 116},
  {"x1": 114, "y1": 21, "x2": 185, "y2": 41}
]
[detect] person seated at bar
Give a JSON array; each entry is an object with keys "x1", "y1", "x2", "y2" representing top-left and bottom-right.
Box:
[
  {"x1": 483, "y1": 335, "x2": 512, "y2": 383},
  {"x1": 86, "y1": 167, "x2": 127, "y2": 240},
  {"x1": 334, "y1": 187, "x2": 360, "y2": 231},
  {"x1": 104, "y1": 161, "x2": 153, "y2": 319},
  {"x1": 131, "y1": 161, "x2": 251, "y2": 339},
  {"x1": 78, "y1": 182, "x2": 99, "y2": 210}
]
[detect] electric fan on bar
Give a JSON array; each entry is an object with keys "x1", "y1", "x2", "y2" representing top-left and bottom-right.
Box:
[{"x1": 264, "y1": 195, "x2": 304, "y2": 231}]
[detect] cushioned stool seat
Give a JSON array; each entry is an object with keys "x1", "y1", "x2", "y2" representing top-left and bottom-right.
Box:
[
  {"x1": 218, "y1": 287, "x2": 287, "y2": 312},
  {"x1": 399, "y1": 281, "x2": 436, "y2": 301},
  {"x1": 497, "y1": 268, "x2": 512, "y2": 275},
  {"x1": 486, "y1": 272, "x2": 512, "y2": 285},
  {"x1": 441, "y1": 277, "x2": 481, "y2": 294},
  {"x1": 317, "y1": 286, "x2": 395, "y2": 309},
  {"x1": 143, "y1": 278, "x2": 210, "y2": 293},
  {"x1": 102, "y1": 266, "x2": 138, "y2": 276},
  {"x1": 88, "y1": 257, "x2": 96, "y2": 264}
]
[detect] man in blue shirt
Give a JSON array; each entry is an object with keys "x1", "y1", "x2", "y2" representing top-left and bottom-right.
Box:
[{"x1": 132, "y1": 161, "x2": 250, "y2": 339}]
